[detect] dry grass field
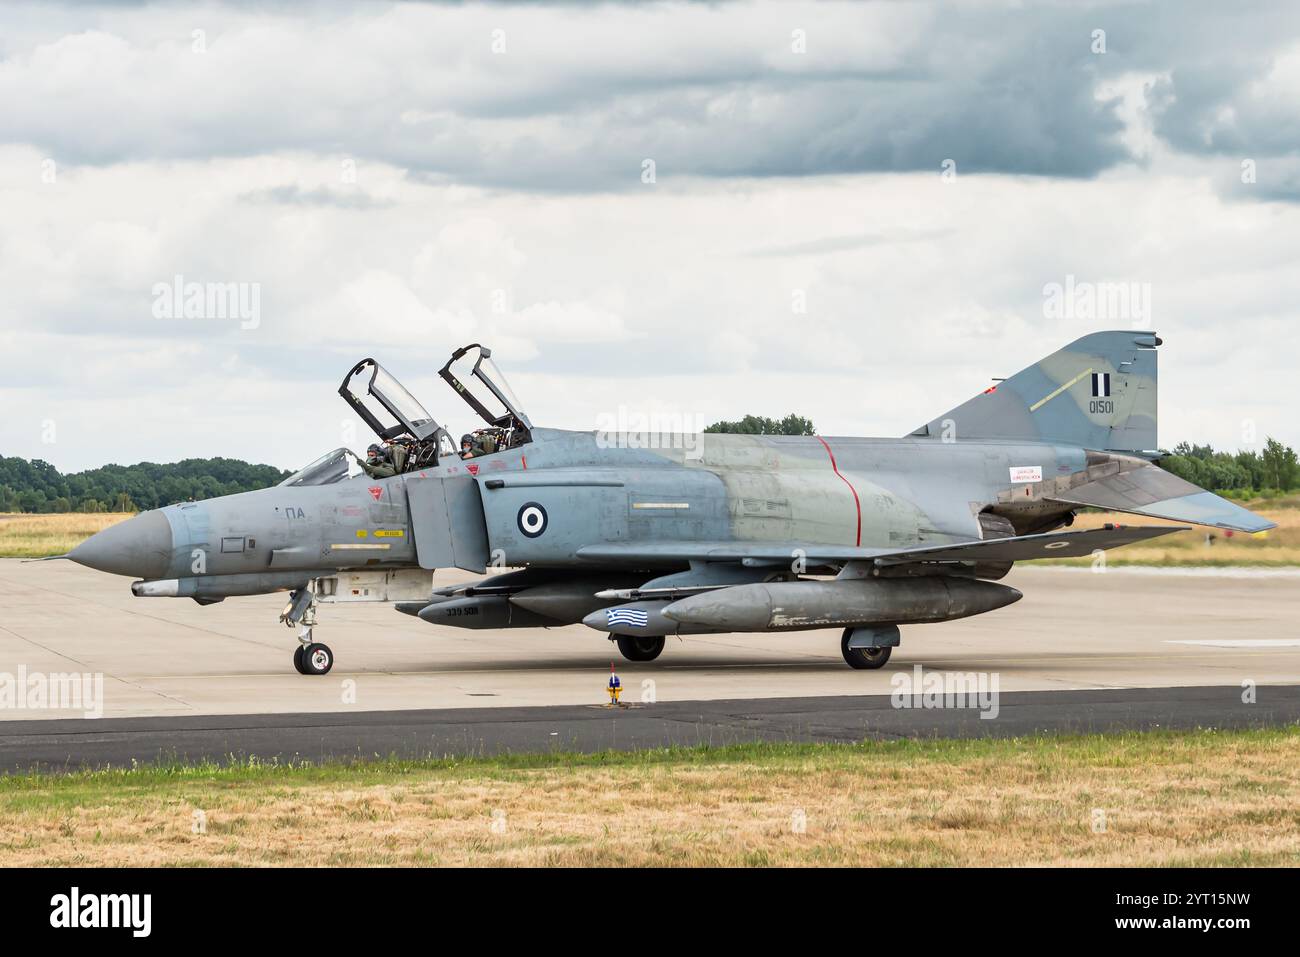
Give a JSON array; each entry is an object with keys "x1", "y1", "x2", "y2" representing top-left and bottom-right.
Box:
[
  {"x1": 2, "y1": 730, "x2": 1297, "y2": 867},
  {"x1": 0, "y1": 512, "x2": 131, "y2": 559},
  {"x1": 1045, "y1": 499, "x2": 1300, "y2": 567}
]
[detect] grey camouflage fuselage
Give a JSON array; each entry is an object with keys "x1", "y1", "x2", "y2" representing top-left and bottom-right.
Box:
[
  {"x1": 127, "y1": 430, "x2": 1097, "y2": 584},
  {"x1": 65, "y1": 331, "x2": 1275, "y2": 669}
]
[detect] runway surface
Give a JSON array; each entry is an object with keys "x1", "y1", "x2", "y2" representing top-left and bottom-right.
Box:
[
  {"x1": 1, "y1": 561, "x2": 1297, "y2": 728},
  {"x1": 2, "y1": 684, "x2": 1298, "y2": 772}
]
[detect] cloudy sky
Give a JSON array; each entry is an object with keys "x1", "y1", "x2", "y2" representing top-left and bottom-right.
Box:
[{"x1": 3, "y1": 0, "x2": 1299, "y2": 473}]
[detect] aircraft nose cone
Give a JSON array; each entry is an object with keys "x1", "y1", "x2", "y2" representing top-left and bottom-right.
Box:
[{"x1": 68, "y1": 510, "x2": 173, "y2": 579}]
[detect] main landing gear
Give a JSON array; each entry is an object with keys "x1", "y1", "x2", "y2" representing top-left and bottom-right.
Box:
[
  {"x1": 840, "y1": 625, "x2": 900, "y2": 670},
  {"x1": 612, "y1": 634, "x2": 665, "y2": 662},
  {"x1": 282, "y1": 587, "x2": 334, "y2": 676}
]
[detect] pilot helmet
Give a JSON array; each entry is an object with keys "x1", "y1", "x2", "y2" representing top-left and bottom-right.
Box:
[
  {"x1": 367, "y1": 443, "x2": 383, "y2": 459},
  {"x1": 460, "y1": 434, "x2": 474, "y2": 448}
]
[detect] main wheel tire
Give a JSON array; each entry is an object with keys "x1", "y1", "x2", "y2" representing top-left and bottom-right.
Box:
[
  {"x1": 841, "y1": 629, "x2": 892, "y2": 670},
  {"x1": 615, "y1": 634, "x2": 665, "y2": 662},
  {"x1": 301, "y1": 642, "x2": 334, "y2": 675},
  {"x1": 292, "y1": 645, "x2": 308, "y2": 674}
]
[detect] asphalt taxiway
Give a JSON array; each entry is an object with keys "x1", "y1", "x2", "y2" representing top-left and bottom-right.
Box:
[{"x1": 2, "y1": 684, "x2": 1298, "y2": 773}]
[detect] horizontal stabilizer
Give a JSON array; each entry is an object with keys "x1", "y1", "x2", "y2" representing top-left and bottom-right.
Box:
[{"x1": 1047, "y1": 465, "x2": 1276, "y2": 533}]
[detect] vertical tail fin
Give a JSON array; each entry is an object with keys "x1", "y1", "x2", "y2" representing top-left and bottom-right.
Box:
[{"x1": 912, "y1": 331, "x2": 1160, "y2": 452}]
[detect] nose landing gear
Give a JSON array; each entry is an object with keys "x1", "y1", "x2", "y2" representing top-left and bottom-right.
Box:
[
  {"x1": 282, "y1": 587, "x2": 334, "y2": 676},
  {"x1": 295, "y1": 641, "x2": 334, "y2": 675}
]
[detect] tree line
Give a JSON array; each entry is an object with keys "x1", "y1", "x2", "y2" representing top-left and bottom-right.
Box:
[
  {"x1": 0, "y1": 456, "x2": 290, "y2": 513},
  {"x1": 705, "y1": 414, "x2": 817, "y2": 436},
  {"x1": 1158, "y1": 438, "x2": 1299, "y2": 497}
]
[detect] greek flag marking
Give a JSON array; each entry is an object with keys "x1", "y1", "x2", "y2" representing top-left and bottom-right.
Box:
[{"x1": 606, "y1": 608, "x2": 649, "y2": 628}]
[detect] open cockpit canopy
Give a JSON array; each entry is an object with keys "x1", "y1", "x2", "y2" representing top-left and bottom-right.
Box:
[
  {"x1": 336, "y1": 345, "x2": 532, "y2": 472},
  {"x1": 340, "y1": 359, "x2": 444, "y2": 442},
  {"x1": 439, "y1": 343, "x2": 532, "y2": 437}
]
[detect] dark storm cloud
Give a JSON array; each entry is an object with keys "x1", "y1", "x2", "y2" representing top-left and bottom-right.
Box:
[
  {"x1": 0, "y1": 0, "x2": 1128, "y2": 188},
  {"x1": 1, "y1": 0, "x2": 1297, "y2": 194},
  {"x1": 1094, "y1": 0, "x2": 1300, "y2": 202}
]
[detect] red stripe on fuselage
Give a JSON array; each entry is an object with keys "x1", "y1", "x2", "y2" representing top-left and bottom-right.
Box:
[{"x1": 815, "y1": 435, "x2": 861, "y2": 547}]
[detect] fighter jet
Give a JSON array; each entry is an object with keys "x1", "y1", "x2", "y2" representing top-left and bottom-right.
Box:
[{"x1": 61, "y1": 333, "x2": 1274, "y2": 674}]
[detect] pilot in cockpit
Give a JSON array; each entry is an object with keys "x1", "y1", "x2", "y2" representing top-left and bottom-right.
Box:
[
  {"x1": 460, "y1": 431, "x2": 500, "y2": 459},
  {"x1": 363, "y1": 443, "x2": 397, "y2": 478},
  {"x1": 365, "y1": 440, "x2": 413, "y2": 476}
]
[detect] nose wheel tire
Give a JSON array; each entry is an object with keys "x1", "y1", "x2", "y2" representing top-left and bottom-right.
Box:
[
  {"x1": 841, "y1": 630, "x2": 892, "y2": 670},
  {"x1": 614, "y1": 634, "x2": 665, "y2": 662},
  {"x1": 293, "y1": 645, "x2": 308, "y2": 674},
  {"x1": 299, "y1": 642, "x2": 334, "y2": 675}
]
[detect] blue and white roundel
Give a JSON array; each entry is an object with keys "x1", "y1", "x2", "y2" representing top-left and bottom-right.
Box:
[{"x1": 517, "y1": 502, "x2": 548, "y2": 538}]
